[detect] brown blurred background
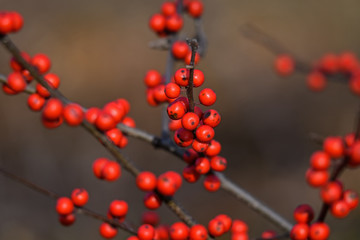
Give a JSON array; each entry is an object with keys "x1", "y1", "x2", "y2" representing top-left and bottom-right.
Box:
[{"x1": 0, "y1": 0, "x2": 359, "y2": 239}]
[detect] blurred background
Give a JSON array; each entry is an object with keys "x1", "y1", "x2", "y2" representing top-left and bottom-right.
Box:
[{"x1": 0, "y1": 0, "x2": 359, "y2": 239}]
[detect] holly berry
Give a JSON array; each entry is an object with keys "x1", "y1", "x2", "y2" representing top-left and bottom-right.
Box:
[
  {"x1": 36, "y1": 73, "x2": 60, "y2": 98},
  {"x1": 138, "y1": 224, "x2": 155, "y2": 240},
  {"x1": 331, "y1": 200, "x2": 350, "y2": 218},
  {"x1": 161, "y1": 1, "x2": 177, "y2": 16},
  {"x1": 59, "y1": 213, "x2": 76, "y2": 226},
  {"x1": 109, "y1": 200, "x2": 128, "y2": 218},
  {"x1": 141, "y1": 211, "x2": 159, "y2": 226},
  {"x1": 167, "y1": 100, "x2": 187, "y2": 120},
  {"x1": 187, "y1": 0, "x2": 204, "y2": 18},
  {"x1": 31, "y1": 53, "x2": 51, "y2": 74},
  {"x1": 290, "y1": 223, "x2": 309, "y2": 240},
  {"x1": 192, "y1": 139, "x2": 209, "y2": 153},
  {"x1": 305, "y1": 168, "x2": 329, "y2": 187},
  {"x1": 136, "y1": 171, "x2": 157, "y2": 191},
  {"x1": 7, "y1": 72, "x2": 26, "y2": 93},
  {"x1": 93, "y1": 157, "x2": 109, "y2": 178},
  {"x1": 165, "y1": 14, "x2": 183, "y2": 32},
  {"x1": 63, "y1": 103, "x2": 84, "y2": 126},
  {"x1": 274, "y1": 55, "x2": 294, "y2": 76},
  {"x1": 343, "y1": 190, "x2": 359, "y2": 210},
  {"x1": 172, "y1": 41, "x2": 189, "y2": 59},
  {"x1": 182, "y1": 165, "x2": 200, "y2": 183},
  {"x1": 310, "y1": 151, "x2": 330, "y2": 170},
  {"x1": 99, "y1": 222, "x2": 118, "y2": 239},
  {"x1": 195, "y1": 125, "x2": 215, "y2": 142},
  {"x1": 174, "y1": 68, "x2": 189, "y2": 87},
  {"x1": 182, "y1": 112, "x2": 200, "y2": 131},
  {"x1": 174, "y1": 128, "x2": 194, "y2": 147},
  {"x1": 193, "y1": 69, "x2": 205, "y2": 87},
  {"x1": 189, "y1": 224, "x2": 208, "y2": 240},
  {"x1": 71, "y1": 188, "x2": 89, "y2": 207},
  {"x1": 102, "y1": 161, "x2": 121, "y2": 181},
  {"x1": 210, "y1": 156, "x2": 227, "y2": 172},
  {"x1": 293, "y1": 204, "x2": 314, "y2": 223},
  {"x1": 199, "y1": 88, "x2": 216, "y2": 106},
  {"x1": 320, "y1": 181, "x2": 343, "y2": 204},
  {"x1": 95, "y1": 111, "x2": 116, "y2": 131},
  {"x1": 309, "y1": 222, "x2": 330, "y2": 240},
  {"x1": 203, "y1": 174, "x2": 221, "y2": 192},
  {"x1": 306, "y1": 71, "x2": 326, "y2": 92},
  {"x1": 149, "y1": 14, "x2": 166, "y2": 33},
  {"x1": 27, "y1": 93, "x2": 45, "y2": 111},
  {"x1": 323, "y1": 136, "x2": 344, "y2": 159},
  {"x1": 215, "y1": 214, "x2": 232, "y2": 232},
  {"x1": 106, "y1": 128, "x2": 123, "y2": 145},
  {"x1": 231, "y1": 220, "x2": 248, "y2": 234},
  {"x1": 157, "y1": 173, "x2": 178, "y2": 196},
  {"x1": 42, "y1": 98, "x2": 63, "y2": 120},
  {"x1": 144, "y1": 192, "x2": 162, "y2": 210},
  {"x1": 195, "y1": 157, "x2": 211, "y2": 174},
  {"x1": 56, "y1": 197, "x2": 74, "y2": 215},
  {"x1": 205, "y1": 140, "x2": 221, "y2": 157},
  {"x1": 85, "y1": 107, "x2": 101, "y2": 124},
  {"x1": 165, "y1": 82, "x2": 181, "y2": 99},
  {"x1": 170, "y1": 222, "x2": 189, "y2": 240},
  {"x1": 207, "y1": 218, "x2": 224, "y2": 237}
]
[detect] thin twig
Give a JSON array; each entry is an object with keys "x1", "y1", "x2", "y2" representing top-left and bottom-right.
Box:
[
  {"x1": 186, "y1": 38, "x2": 198, "y2": 112},
  {"x1": 0, "y1": 166, "x2": 137, "y2": 235}
]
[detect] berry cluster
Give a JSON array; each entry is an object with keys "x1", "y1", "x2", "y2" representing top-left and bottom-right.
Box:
[
  {"x1": 274, "y1": 53, "x2": 360, "y2": 95},
  {"x1": 0, "y1": 11, "x2": 23, "y2": 34},
  {"x1": 149, "y1": 0, "x2": 203, "y2": 37},
  {"x1": 56, "y1": 188, "x2": 89, "y2": 226}
]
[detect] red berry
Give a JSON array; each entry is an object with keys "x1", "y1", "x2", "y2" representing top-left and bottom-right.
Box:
[
  {"x1": 215, "y1": 214, "x2": 232, "y2": 232},
  {"x1": 103, "y1": 102, "x2": 125, "y2": 123},
  {"x1": 306, "y1": 71, "x2": 326, "y2": 92},
  {"x1": 71, "y1": 188, "x2": 89, "y2": 207},
  {"x1": 290, "y1": 223, "x2": 309, "y2": 240},
  {"x1": 144, "y1": 70, "x2": 162, "y2": 88},
  {"x1": 92, "y1": 158, "x2": 109, "y2": 178},
  {"x1": 59, "y1": 213, "x2": 76, "y2": 226},
  {"x1": 102, "y1": 161, "x2": 121, "y2": 181},
  {"x1": 95, "y1": 111, "x2": 116, "y2": 131},
  {"x1": 195, "y1": 157, "x2": 211, "y2": 174},
  {"x1": 172, "y1": 41, "x2": 189, "y2": 59},
  {"x1": 27, "y1": 93, "x2": 45, "y2": 111},
  {"x1": 169, "y1": 119, "x2": 183, "y2": 131},
  {"x1": 85, "y1": 107, "x2": 101, "y2": 124},
  {"x1": 323, "y1": 136, "x2": 344, "y2": 158},
  {"x1": 195, "y1": 125, "x2": 215, "y2": 142},
  {"x1": 155, "y1": 225, "x2": 170, "y2": 240},
  {"x1": 208, "y1": 218, "x2": 224, "y2": 237},
  {"x1": 203, "y1": 174, "x2": 221, "y2": 192},
  {"x1": 0, "y1": 12, "x2": 13, "y2": 34},
  {"x1": 127, "y1": 237, "x2": 140, "y2": 240},
  {"x1": 293, "y1": 204, "x2": 314, "y2": 223},
  {"x1": 165, "y1": 82, "x2": 181, "y2": 99},
  {"x1": 189, "y1": 224, "x2": 208, "y2": 240},
  {"x1": 343, "y1": 190, "x2": 359, "y2": 210},
  {"x1": 170, "y1": 222, "x2": 189, "y2": 240},
  {"x1": 63, "y1": 103, "x2": 84, "y2": 126},
  {"x1": 41, "y1": 116, "x2": 63, "y2": 129},
  {"x1": 187, "y1": 0, "x2": 204, "y2": 18},
  {"x1": 99, "y1": 222, "x2": 118, "y2": 239},
  {"x1": 56, "y1": 197, "x2": 74, "y2": 215},
  {"x1": 122, "y1": 116, "x2": 136, "y2": 128},
  {"x1": 10, "y1": 52, "x2": 30, "y2": 71},
  {"x1": 109, "y1": 200, "x2": 128, "y2": 217},
  {"x1": 7, "y1": 72, "x2": 26, "y2": 92},
  {"x1": 193, "y1": 69, "x2": 205, "y2": 87},
  {"x1": 149, "y1": 14, "x2": 166, "y2": 33},
  {"x1": 182, "y1": 165, "x2": 200, "y2": 183},
  {"x1": 105, "y1": 128, "x2": 123, "y2": 145},
  {"x1": 261, "y1": 230, "x2": 277, "y2": 239},
  {"x1": 210, "y1": 156, "x2": 227, "y2": 172},
  {"x1": 42, "y1": 98, "x2": 63, "y2": 120},
  {"x1": 199, "y1": 88, "x2": 216, "y2": 106},
  {"x1": 2, "y1": 83, "x2": 17, "y2": 95},
  {"x1": 118, "y1": 135, "x2": 128, "y2": 148},
  {"x1": 331, "y1": 200, "x2": 350, "y2": 218},
  {"x1": 320, "y1": 181, "x2": 343, "y2": 204},
  {"x1": 202, "y1": 109, "x2": 221, "y2": 128},
  {"x1": 310, "y1": 151, "x2": 330, "y2": 170},
  {"x1": 182, "y1": 112, "x2": 200, "y2": 131},
  {"x1": 231, "y1": 220, "x2": 248, "y2": 234},
  {"x1": 183, "y1": 149, "x2": 199, "y2": 164},
  {"x1": 161, "y1": 1, "x2": 177, "y2": 16},
  {"x1": 174, "y1": 68, "x2": 189, "y2": 87},
  {"x1": 36, "y1": 73, "x2": 60, "y2": 98},
  {"x1": 231, "y1": 233, "x2": 249, "y2": 240},
  {"x1": 165, "y1": 14, "x2": 183, "y2": 32},
  {"x1": 31, "y1": 53, "x2": 51, "y2": 74},
  {"x1": 9, "y1": 11, "x2": 23, "y2": 32},
  {"x1": 274, "y1": 55, "x2": 294, "y2": 76},
  {"x1": 309, "y1": 222, "x2": 330, "y2": 240},
  {"x1": 136, "y1": 171, "x2": 157, "y2": 191},
  {"x1": 339, "y1": 52, "x2": 358, "y2": 72},
  {"x1": 157, "y1": 173, "x2": 177, "y2": 196},
  {"x1": 153, "y1": 84, "x2": 168, "y2": 103},
  {"x1": 138, "y1": 224, "x2": 155, "y2": 240},
  {"x1": 141, "y1": 211, "x2": 159, "y2": 226},
  {"x1": 114, "y1": 98, "x2": 130, "y2": 115},
  {"x1": 192, "y1": 139, "x2": 209, "y2": 153},
  {"x1": 144, "y1": 192, "x2": 162, "y2": 210},
  {"x1": 185, "y1": 52, "x2": 200, "y2": 65},
  {"x1": 305, "y1": 168, "x2": 329, "y2": 187},
  {"x1": 205, "y1": 140, "x2": 221, "y2": 157},
  {"x1": 164, "y1": 171, "x2": 182, "y2": 189},
  {"x1": 167, "y1": 100, "x2": 188, "y2": 120},
  {"x1": 174, "y1": 128, "x2": 194, "y2": 147},
  {"x1": 319, "y1": 53, "x2": 339, "y2": 74}
]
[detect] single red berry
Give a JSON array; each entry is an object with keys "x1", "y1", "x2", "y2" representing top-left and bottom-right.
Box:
[
  {"x1": 193, "y1": 69, "x2": 205, "y2": 87},
  {"x1": 165, "y1": 14, "x2": 183, "y2": 32},
  {"x1": 99, "y1": 222, "x2": 118, "y2": 239},
  {"x1": 153, "y1": 84, "x2": 168, "y2": 103},
  {"x1": 210, "y1": 156, "x2": 227, "y2": 172},
  {"x1": 136, "y1": 171, "x2": 157, "y2": 191},
  {"x1": 155, "y1": 225, "x2": 170, "y2": 240},
  {"x1": 199, "y1": 88, "x2": 216, "y2": 106},
  {"x1": 56, "y1": 197, "x2": 74, "y2": 215},
  {"x1": 118, "y1": 135, "x2": 128, "y2": 148},
  {"x1": 319, "y1": 53, "x2": 339, "y2": 74},
  {"x1": 202, "y1": 109, "x2": 221, "y2": 128},
  {"x1": 36, "y1": 73, "x2": 60, "y2": 98},
  {"x1": 109, "y1": 200, "x2": 128, "y2": 218},
  {"x1": 103, "y1": 102, "x2": 125, "y2": 123},
  {"x1": 157, "y1": 173, "x2": 177, "y2": 196},
  {"x1": 71, "y1": 188, "x2": 89, "y2": 207},
  {"x1": 27, "y1": 93, "x2": 45, "y2": 111},
  {"x1": 42, "y1": 98, "x2": 63, "y2": 120},
  {"x1": 203, "y1": 174, "x2": 221, "y2": 192},
  {"x1": 274, "y1": 55, "x2": 294, "y2": 76},
  {"x1": 196, "y1": 125, "x2": 215, "y2": 142},
  {"x1": 309, "y1": 222, "x2": 330, "y2": 240},
  {"x1": 174, "y1": 128, "x2": 194, "y2": 147},
  {"x1": 306, "y1": 71, "x2": 326, "y2": 92},
  {"x1": 102, "y1": 161, "x2": 121, "y2": 181},
  {"x1": 122, "y1": 116, "x2": 136, "y2": 128},
  {"x1": 85, "y1": 107, "x2": 101, "y2": 124},
  {"x1": 59, "y1": 213, "x2": 76, "y2": 226},
  {"x1": 41, "y1": 116, "x2": 63, "y2": 129},
  {"x1": 189, "y1": 224, "x2": 208, "y2": 240},
  {"x1": 95, "y1": 111, "x2": 117, "y2": 131},
  {"x1": 293, "y1": 204, "x2": 314, "y2": 223},
  {"x1": 182, "y1": 112, "x2": 200, "y2": 131},
  {"x1": 167, "y1": 100, "x2": 187, "y2": 120},
  {"x1": 149, "y1": 14, "x2": 166, "y2": 33},
  {"x1": 144, "y1": 70, "x2": 162, "y2": 88},
  {"x1": 195, "y1": 157, "x2": 211, "y2": 174},
  {"x1": 310, "y1": 151, "x2": 331, "y2": 170},
  {"x1": 320, "y1": 181, "x2": 343, "y2": 204},
  {"x1": 187, "y1": 0, "x2": 204, "y2": 18},
  {"x1": 170, "y1": 222, "x2": 189, "y2": 240},
  {"x1": 105, "y1": 128, "x2": 123, "y2": 145},
  {"x1": 343, "y1": 190, "x2": 359, "y2": 210},
  {"x1": 172, "y1": 41, "x2": 189, "y2": 59},
  {"x1": 182, "y1": 165, "x2": 200, "y2": 183},
  {"x1": 9, "y1": 11, "x2": 23, "y2": 32},
  {"x1": 174, "y1": 68, "x2": 189, "y2": 87},
  {"x1": 144, "y1": 192, "x2": 162, "y2": 210},
  {"x1": 165, "y1": 82, "x2": 181, "y2": 99},
  {"x1": 63, "y1": 103, "x2": 84, "y2": 126},
  {"x1": 7, "y1": 72, "x2": 26, "y2": 92},
  {"x1": 290, "y1": 223, "x2": 309, "y2": 240},
  {"x1": 331, "y1": 200, "x2": 350, "y2": 218},
  {"x1": 205, "y1": 140, "x2": 221, "y2": 157},
  {"x1": 185, "y1": 52, "x2": 200, "y2": 65},
  {"x1": 231, "y1": 220, "x2": 248, "y2": 234},
  {"x1": 161, "y1": 1, "x2": 177, "y2": 16},
  {"x1": 31, "y1": 53, "x2": 51, "y2": 74},
  {"x1": 305, "y1": 168, "x2": 329, "y2": 187},
  {"x1": 0, "y1": 12, "x2": 13, "y2": 34},
  {"x1": 183, "y1": 148, "x2": 199, "y2": 164},
  {"x1": 323, "y1": 136, "x2": 344, "y2": 158},
  {"x1": 138, "y1": 224, "x2": 155, "y2": 240},
  {"x1": 208, "y1": 218, "x2": 225, "y2": 237},
  {"x1": 142, "y1": 211, "x2": 159, "y2": 226},
  {"x1": 339, "y1": 52, "x2": 358, "y2": 72},
  {"x1": 192, "y1": 139, "x2": 209, "y2": 153},
  {"x1": 164, "y1": 171, "x2": 182, "y2": 189},
  {"x1": 169, "y1": 119, "x2": 183, "y2": 131},
  {"x1": 215, "y1": 214, "x2": 232, "y2": 232},
  {"x1": 146, "y1": 88, "x2": 159, "y2": 107}
]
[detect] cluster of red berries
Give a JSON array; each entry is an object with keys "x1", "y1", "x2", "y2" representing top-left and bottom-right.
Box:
[
  {"x1": 149, "y1": 0, "x2": 203, "y2": 37},
  {"x1": 0, "y1": 11, "x2": 23, "y2": 34},
  {"x1": 55, "y1": 188, "x2": 89, "y2": 226},
  {"x1": 274, "y1": 52, "x2": 360, "y2": 95}
]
